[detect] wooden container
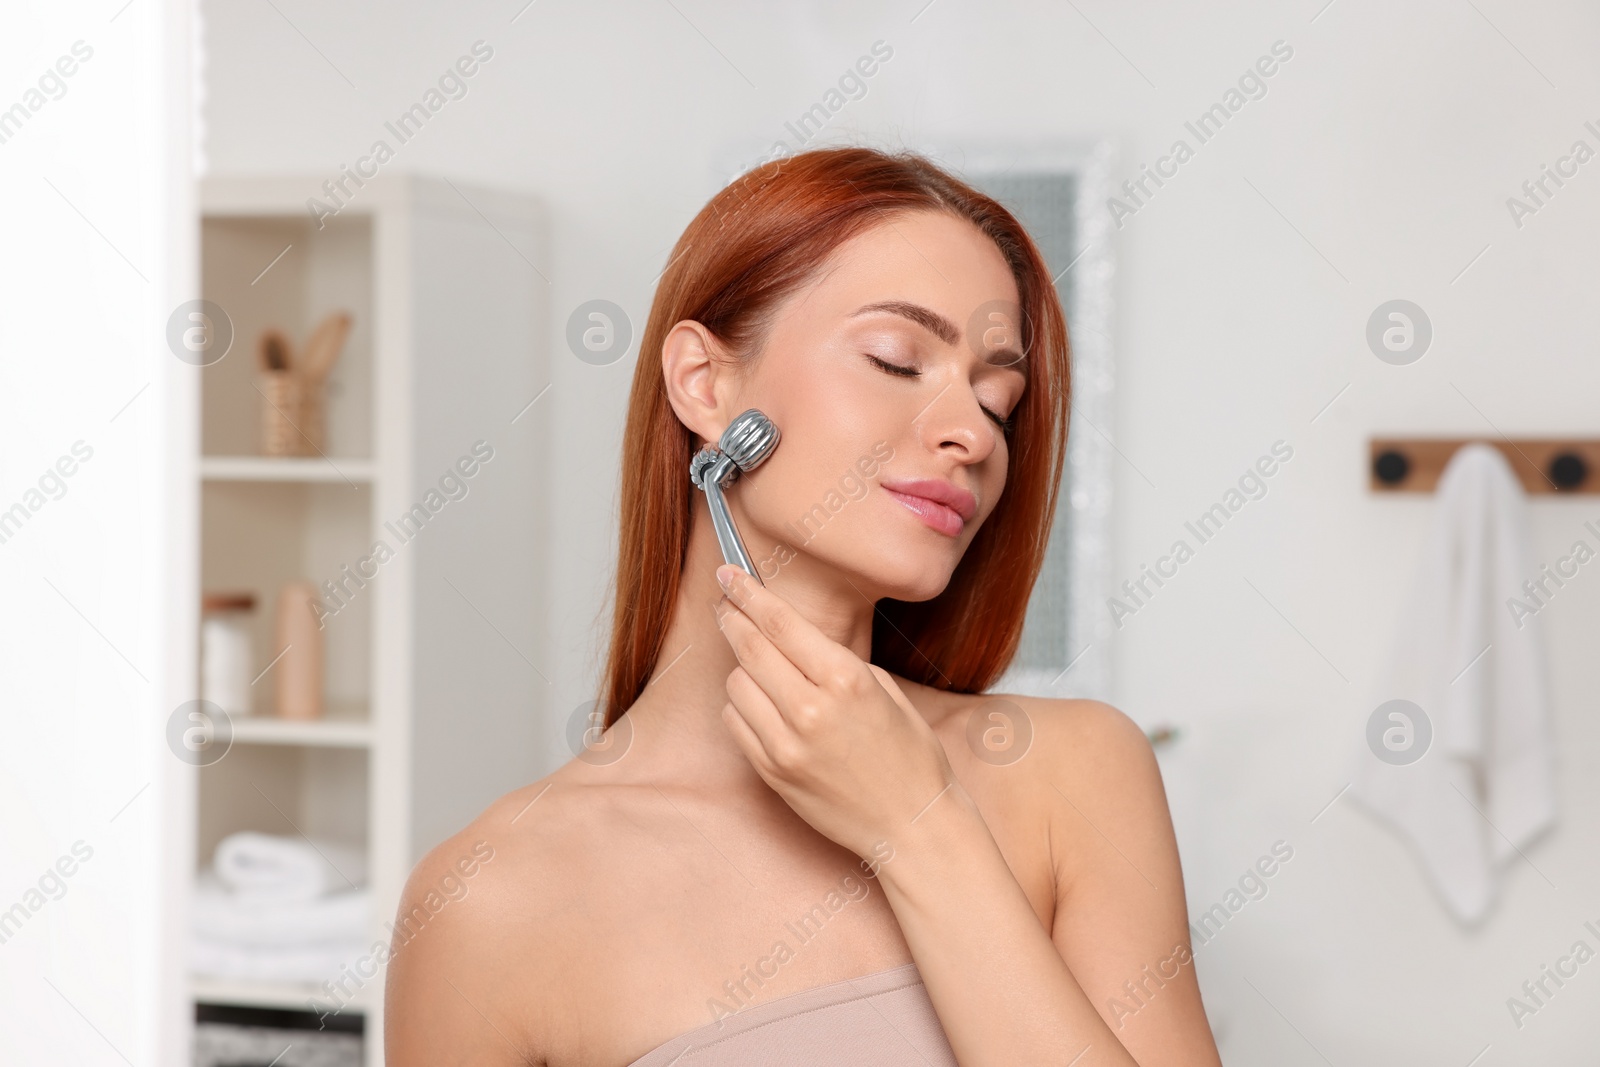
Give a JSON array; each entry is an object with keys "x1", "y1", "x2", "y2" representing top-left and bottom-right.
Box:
[
  {"x1": 272, "y1": 579, "x2": 324, "y2": 720},
  {"x1": 255, "y1": 314, "x2": 349, "y2": 457}
]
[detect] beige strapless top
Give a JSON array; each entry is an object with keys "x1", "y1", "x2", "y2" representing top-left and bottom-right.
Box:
[{"x1": 623, "y1": 962, "x2": 958, "y2": 1066}]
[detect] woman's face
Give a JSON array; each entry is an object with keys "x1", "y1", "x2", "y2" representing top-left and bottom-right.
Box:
[{"x1": 717, "y1": 208, "x2": 1027, "y2": 602}]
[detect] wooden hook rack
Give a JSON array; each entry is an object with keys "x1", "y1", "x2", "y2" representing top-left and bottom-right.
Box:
[{"x1": 1369, "y1": 438, "x2": 1600, "y2": 494}]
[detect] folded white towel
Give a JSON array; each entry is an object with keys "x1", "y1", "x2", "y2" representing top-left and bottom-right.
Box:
[
  {"x1": 1349, "y1": 443, "x2": 1557, "y2": 924},
  {"x1": 214, "y1": 831, "x2": 367, "y2": 901},
  {"x1": 192, "y1": 872, "x2": 368, "y2": 947},
  {"x1": 190, "y1": 933, "x2": 369, "y2": 984}
]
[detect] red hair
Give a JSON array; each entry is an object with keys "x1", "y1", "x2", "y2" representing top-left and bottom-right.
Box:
[{"x1": 597, "y1": 146, "x2": 1070, "y2": 727}]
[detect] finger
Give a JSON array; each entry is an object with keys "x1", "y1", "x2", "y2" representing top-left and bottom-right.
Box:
[
  {"x1": 715, "y1": 595, "x2": 813, "y2": 713},
  {"x1": 723, "y1": 665, "x2": 793, "y2": 761},
  {"x1": 716, "y1": 564, "x2": 854, "y2": 689},
  {"x1": 720, "y1": 699, "x2": 777, "y2": 779},
  {"x1": 865, "y1": 663, "x2": 919, "y2": 718}
]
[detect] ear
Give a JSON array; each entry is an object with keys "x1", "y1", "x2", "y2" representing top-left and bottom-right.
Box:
[{"x1": 661, "y1": 319, "x2": 741, "y2": 448}]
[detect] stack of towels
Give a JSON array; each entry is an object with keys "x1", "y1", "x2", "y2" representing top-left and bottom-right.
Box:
[{"x1": 191, "y1": 831, "x2": 370, "y2": 983}]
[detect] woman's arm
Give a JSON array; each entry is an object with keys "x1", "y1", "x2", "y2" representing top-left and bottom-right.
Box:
[
  {"x1": 874, "y1": 699, "x2": 1221, "y2": 1066},
  {"x1": 710, "y1": 566, "x2": 1221, "y2": 1065},
  {"x1": 1042, "y1": 701, "x2": 1221, "y2": 1065},
  {"x1": 385, "y1": 827, "x2": 544, "y2": 1067}
]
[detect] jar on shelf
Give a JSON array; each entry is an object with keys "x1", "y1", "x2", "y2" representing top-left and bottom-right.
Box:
[{"x1": 200, "y1": 592, "x2": 256, "y2": 718}]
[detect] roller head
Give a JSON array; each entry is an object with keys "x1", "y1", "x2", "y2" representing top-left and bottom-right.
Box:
[
  {"x1": 690, "y1": 408, "x2": 780, "y2": 491},
  {"x1": 720, "y1": 409, "x2": 780, "y2": 473}
]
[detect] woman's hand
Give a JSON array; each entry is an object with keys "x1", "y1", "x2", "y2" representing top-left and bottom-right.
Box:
[{"x1": 712, "y1": 563, "x2": 958, "y2": 860}]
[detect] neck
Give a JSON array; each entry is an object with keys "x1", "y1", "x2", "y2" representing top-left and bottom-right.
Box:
[{"x1": 617, "y1": 492, "x2": 879, "y2": 797}]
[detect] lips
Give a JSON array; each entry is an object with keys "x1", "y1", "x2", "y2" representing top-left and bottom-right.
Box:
[{"x1": 880, "y1": 478, "x2": 977, "y2": 536}]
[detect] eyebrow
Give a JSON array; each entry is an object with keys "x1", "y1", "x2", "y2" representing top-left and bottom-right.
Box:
[{"x1": 850, "y1": 300, "x2": 1028, "y2": 370}]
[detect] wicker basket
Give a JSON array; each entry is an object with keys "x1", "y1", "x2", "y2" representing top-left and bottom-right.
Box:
[
  {"x1": 255, "y1": 314, "x2": 348, "y2": 457},
  {"x1": 258, "y1": 369, "x2": 325, "y2": 456}
]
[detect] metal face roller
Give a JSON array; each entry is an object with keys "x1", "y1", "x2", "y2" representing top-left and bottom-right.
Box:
[{"x1": 689, "y1": 408, "x2": 781, "y2": 585}]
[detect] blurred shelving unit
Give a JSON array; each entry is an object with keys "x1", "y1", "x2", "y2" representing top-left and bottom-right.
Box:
[
  {"x1": 228, "y1": 701, "x2": 374, "y2": 747},
  {"x1": 190, "y1": 974, "x2": 375, "y2": 1013},
  {"x1": 186, "y1": 174, "x2": 549, "y2": 1066},
  {"x1": 200, "y1": 456, "x2": 379, "y2": 482}
]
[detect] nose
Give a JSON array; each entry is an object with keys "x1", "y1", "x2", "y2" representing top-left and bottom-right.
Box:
[{"x1": 912, "y1": 382, "x2": 999, "y2": 464}]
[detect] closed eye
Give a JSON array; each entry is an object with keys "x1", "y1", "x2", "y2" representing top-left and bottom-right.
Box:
[{"x1": 865, "y1": 354, "x2": 1014, "y2": 434}]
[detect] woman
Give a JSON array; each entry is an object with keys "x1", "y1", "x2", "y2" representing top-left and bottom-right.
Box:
[{"x1": 386, "y1": 147, "x2": 1222, "y2": 1066}]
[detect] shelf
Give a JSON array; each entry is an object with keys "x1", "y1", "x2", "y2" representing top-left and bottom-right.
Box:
[
  {"x1": 192, "y1": 974, "x2": 370, "y2": 1013},
  {"x1": 188, "y1": 173, "x2": 547, "y2": 1067},
  {"x1": 230, "y1": 704, "x2": 373, "y2": 748},
  {"x1": 201, "y1": 456, "x2": 376, "y2": 483}
]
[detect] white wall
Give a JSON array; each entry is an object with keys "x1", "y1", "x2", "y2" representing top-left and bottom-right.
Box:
[
  {"x1": 199, "y1": 1, "x2": 1600, "y2": 1061},
  {"x1": 0, "y1": 0, "x2": 194, "y2": 1063}
]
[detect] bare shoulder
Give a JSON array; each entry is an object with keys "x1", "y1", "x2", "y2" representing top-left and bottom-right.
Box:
[
  {"x1": 979, "y1": 695, "x2": 1173, "y2": 895},
  {"x1": 383, "y1": 770, "x2": 610, "y2": 1067},
  {"x1": 1009, "y1": 695, "x2": 1159, "y2": 781},
  {"x1": 938, "y1": 691, "x2": 1158, "y2": 791}
]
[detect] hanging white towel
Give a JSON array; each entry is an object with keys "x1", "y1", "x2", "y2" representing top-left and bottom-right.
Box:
[
  {"x1": 1349, "y1": 443, "x2": 1557, "y2": 925},
  {"x1": 214, "y1": 831, "x2": 367, "y2": 901}
]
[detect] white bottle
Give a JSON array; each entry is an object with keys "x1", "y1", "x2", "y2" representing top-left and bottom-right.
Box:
[{"x1": 201, "y1": 592, "x2": 256, "y2": 717}]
